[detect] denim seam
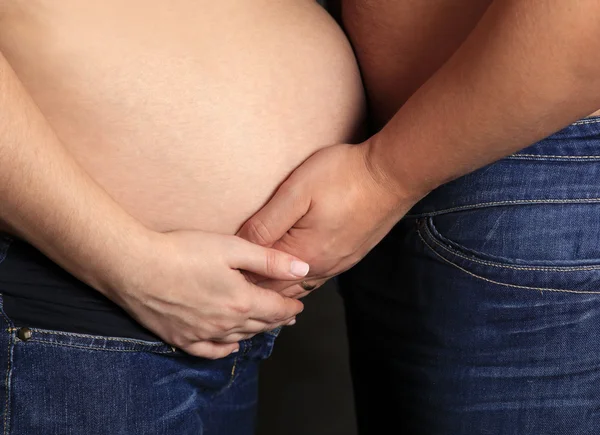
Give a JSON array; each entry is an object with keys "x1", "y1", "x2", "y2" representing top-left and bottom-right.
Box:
[
  {"x1": 424, "y1": 221, "x2": 600, "y2": 272},
  {"x1": 0, "y1": 296, "x2": 13, "y2": 435},
  {"x1": 198, "y1": 355, "x2": 239, "y2": 402},
  {"x1": 572, "y1": 118, "x2": 600, "y2": 125},
  {"x1": 3, "y1": 332, "x2": 11, "y2": 435},
  {"x1": 23, "y1": 328, "x2": 168, "y2": 347},
  {"x1": 224, "y1": 356, "x2": 240, "y2": 398},
  {"x1": 406, "y1": 198, "x2": 600, "y2": 218},
  {"x1": 511, "y1": 154, "x2": 600, "y2": 159},
  {"x1": 16, "y1": 339, "x2": 174, "y2": 354},
  {"x1": 418, "y1": 229, "x2": 600, "y2": 294},
  {"x1": 507, "y1": 155, "x2": 600, "y2": 161}
]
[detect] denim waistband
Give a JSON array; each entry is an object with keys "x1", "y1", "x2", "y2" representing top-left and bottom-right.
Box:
[{"x1": 407, "y1": 117, "x2": 600, "y2": 217}]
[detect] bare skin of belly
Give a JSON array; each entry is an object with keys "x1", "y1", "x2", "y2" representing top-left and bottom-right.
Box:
[{"x1": 0, "y1": 0, "x2": 365, "y2": 235}]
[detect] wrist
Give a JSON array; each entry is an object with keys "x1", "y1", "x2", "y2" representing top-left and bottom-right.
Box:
[
  {"x1": 361, "y1": 133, "x2": 432, "y2": 208},
  {"x1": 83, "y1": 222, "x2": 158, "y2": 304}
]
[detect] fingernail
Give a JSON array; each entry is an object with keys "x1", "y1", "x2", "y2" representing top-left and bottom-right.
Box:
[
  {"x1": 231, "y1": 347, "x2": 239, "y2": 354},
  {"x1": 287, "y1": 318, "x2": 297, "y2": 326},
  {"x1": 290, "y1": 261, "x2": 309, "y2": 277}
]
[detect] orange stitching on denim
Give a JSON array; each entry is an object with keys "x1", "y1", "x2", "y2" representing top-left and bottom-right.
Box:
[
  {"x1": 406, "y1": 198, "x2": 600, "y2": 218},
  {"x1": 209, "y1": 354, "x2": 240, "y2": 402},
  {"x1": 423, "y1": 221, "x2": 600, "y2": 272},
  {"x1": 418, "y1": 230, "x2": 600, "y2": 294},
  {"x1": 230, "y1": 357, "x2": 237, "y2": 380}
]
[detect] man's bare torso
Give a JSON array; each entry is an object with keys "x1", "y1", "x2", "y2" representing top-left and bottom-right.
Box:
[
  {"x1": 342, "y1": 0, "x2": 600, "y2": 130},
  {"x1": 0, "y1": 0, "x2": 365, "y2": 234}
]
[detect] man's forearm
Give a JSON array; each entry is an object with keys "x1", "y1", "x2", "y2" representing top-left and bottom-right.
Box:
[
  {"x1": 0, "y1": 52, "x2": 149, "y2": 296},
  {"x1": 367, "y1": 0, "x2": 600, "y2": 200}
]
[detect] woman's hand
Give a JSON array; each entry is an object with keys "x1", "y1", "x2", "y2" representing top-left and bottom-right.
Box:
[{"x1": 112, "y1": 230, "x2": 309, "y2": 359}]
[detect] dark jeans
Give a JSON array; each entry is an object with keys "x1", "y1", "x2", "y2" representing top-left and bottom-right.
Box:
[
  {"x1": 0, "y1": 237, "x2": 279, "y2": 435},
  {"x1": 340, "y1": 116, "x2": 600, "y2": 435}
]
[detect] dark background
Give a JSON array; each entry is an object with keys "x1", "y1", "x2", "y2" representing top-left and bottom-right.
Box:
[{"x1": 256, "y1": 281, "x2": 358, "y2": 435}]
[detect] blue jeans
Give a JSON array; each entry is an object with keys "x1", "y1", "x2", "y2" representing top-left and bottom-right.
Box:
[
  {"x1": 0, "y1": 236, "x2": 278, "y2": 434},
  {"x1": 339, "y1": 116, "x2": 600, "y2": 435}
]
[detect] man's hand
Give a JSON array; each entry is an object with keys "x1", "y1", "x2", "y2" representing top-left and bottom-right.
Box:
[
  {"x1": 111, "y1": 230, "x2": 308, "y2": 359},
  {"x1": 237, "y1": 142, "x2": 420, "y2": 298}
]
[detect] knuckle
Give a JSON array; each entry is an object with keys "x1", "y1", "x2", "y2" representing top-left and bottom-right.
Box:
[
  {"x1": 270, "y1": 307, "x2": 287, "y2": 322},
  {"x1": 263, "y1": 250, "x2": 281, "y2": 277},
  {"x1": 170, "y1": 334, "x2": 192, "y2": 349},
  {"x1": 192, "y1": 324, "x2": 214, "y2": 341},
  {"x1": 245, "y1": 219, "x2": 274, "y2": 246},
  {"x1": 228, "y1": 333, "x2": 245, "y2": 343},
  {"x1": 210, "y1": 318, "x2": 238, "y2": 336},
  {"x1": 208, "y1": 321, "x2": 227, "y2": 336},
  {"x1": 230, "y1": 299, "x2": 252, "y2": 316},
  {"x1": 280, "y1": 182, "x2": 301, "y2": 200}
]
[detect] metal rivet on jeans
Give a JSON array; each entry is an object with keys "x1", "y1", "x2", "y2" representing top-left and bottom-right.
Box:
[{"x1": 17, "y1": 327, "x2": 32, "y2": 341}]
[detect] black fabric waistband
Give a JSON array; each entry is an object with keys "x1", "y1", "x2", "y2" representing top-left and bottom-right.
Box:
[{"x1": 0, "y1": 237, "x2": 160, "y2": 341}]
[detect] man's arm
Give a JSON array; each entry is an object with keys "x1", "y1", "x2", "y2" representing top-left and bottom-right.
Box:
[
  {"x1": 0, "y1": 51, "x2": 305, "y2": 357},
  {"x1": 367, "y1": 0, "x2": 600, "y2": 199},
  {"x1": 239, "y1": 0, "x2": 600, "y2": 295}
]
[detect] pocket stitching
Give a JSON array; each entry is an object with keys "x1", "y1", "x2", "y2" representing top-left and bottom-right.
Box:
[
  {"x1": 406, "y1": 198, "x2": 600, "y2": 218},
  {"x1": 3, "y1": 327, "x2": 12, "y2": 435},
  {"x1": 424, "y1": 219, "x2": 600, "y2": 272},
  {"x1": 16, "y1": 338, "x2": 174, "y2": 354},
  {"x1": 24, "y1": 328, "x2": 167, "y2": 346},
  {"x1": 508, "y1": 154, "x2": 600, "y2": 160},
  {"x1": 9, "y1": 327, "x2": 174, "y2": 353},
  {"x1": 572, "y1": 118, "x2": 600, "y2": 125},
  {"x1": 418, "y1": 228, "x2": 600, "y2": 294}
]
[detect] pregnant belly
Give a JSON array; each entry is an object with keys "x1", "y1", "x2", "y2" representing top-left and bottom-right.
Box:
[{"x1": 0, "y1": 0, "x2": 365, "y2": 234}]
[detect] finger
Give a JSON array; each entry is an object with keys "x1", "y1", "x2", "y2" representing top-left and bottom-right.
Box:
[
  {"x1": 281, "y1": 278, "x2": 328, "y2": 298},
  {"x1": 229, "y1": 237, "x2": 311, "y2": 280},
  {"x1": 181, "y1": 341, "x2": 240, "y2": 360},
  {"x1": 214, "y1": 333, "x2": 255, "y2": 343},
  {"x1": 247, "y1": 284, "x2": 305, "y2": 323},
  {"x1": 227, "y1": 319, "x2": 285, "y2": 337},
  {"x1": 258, "y1": 277, "x2": 329, "y2": 297},
  {"x1": 241, "y1": 270, "x2": 260, "y2": 284},
  {"x1": 214, "y1": 317, "x2": 298, "y2": 343},
  {"x1": 236, "y1": 180, "x2": 311, "y2": 247},
  {"x1": 209, "y1": 315, "x2": 297, "y2": 343}
]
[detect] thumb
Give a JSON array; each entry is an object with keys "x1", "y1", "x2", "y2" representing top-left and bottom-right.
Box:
[
  {"x1": 229, "y1": 237, "x2": 311, "y2": 280},
  {"x1": 237, "y1": 180, "x2": 310, "y2": 247}
]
